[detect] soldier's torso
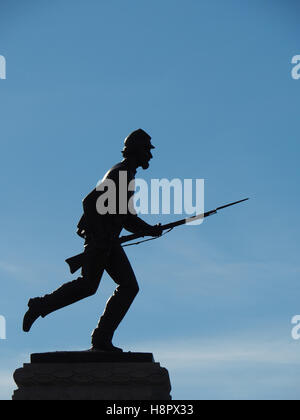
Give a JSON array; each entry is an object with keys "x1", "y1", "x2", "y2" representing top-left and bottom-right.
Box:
[{"x1": 79, "y1": 161, "x2": 136, "y2": 239}]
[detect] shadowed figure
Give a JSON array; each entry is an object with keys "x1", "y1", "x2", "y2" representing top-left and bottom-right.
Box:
[{"x1": 23, "y1": 129, "x2": 162, "y2": 352}]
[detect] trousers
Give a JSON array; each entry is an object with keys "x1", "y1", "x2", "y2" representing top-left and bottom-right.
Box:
[{"x1": 40, "y1": 241, "x2": 139, "y2": 345}]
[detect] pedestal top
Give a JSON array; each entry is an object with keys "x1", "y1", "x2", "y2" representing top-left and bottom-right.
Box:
[{"x1": 30, "y1": 351, "x2": 154, "y2": 364}]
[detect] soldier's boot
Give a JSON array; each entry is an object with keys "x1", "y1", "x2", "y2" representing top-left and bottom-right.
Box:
[
  {"x1": 23, "y1": 298, "x2": 44, "y2": 332},
  {"x1": 91, "y1": 329, "x2": 123, "y2": 353},
  {"x1": 23, "y1": 276, "x2": 99, "y2": 333}
]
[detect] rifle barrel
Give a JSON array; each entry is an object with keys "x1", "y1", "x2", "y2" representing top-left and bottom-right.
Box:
[{"x1": 119, "y1": 198, "x2": 249, "y2": 245}]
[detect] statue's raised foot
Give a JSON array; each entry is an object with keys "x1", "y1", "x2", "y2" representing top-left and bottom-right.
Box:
[{"x1": 22, "y1": 298, "x2": 43, "y2": 332}]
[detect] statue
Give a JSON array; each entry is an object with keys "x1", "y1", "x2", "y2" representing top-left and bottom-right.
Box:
[{"x1": 23, "y1": 129, "x2": 163, "y2": 352}]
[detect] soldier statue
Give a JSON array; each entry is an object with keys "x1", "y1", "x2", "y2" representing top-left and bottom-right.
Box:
[{"x1": 23, "y1": 129, "x2": 162, "y2": 352}]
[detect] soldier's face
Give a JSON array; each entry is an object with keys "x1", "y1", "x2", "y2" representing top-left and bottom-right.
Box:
[{"x1": 139, "y1": 148, "x2": 153, "y2": 170}]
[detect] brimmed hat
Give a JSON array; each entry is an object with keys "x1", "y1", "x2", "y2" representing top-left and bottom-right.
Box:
[{"x1": 123, "y1": 129, "x2": 155, "y2": 152}]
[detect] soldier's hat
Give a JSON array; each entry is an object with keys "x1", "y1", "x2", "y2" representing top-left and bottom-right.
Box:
[{"x1": 123, "y1": 129, "x2": 155, "y2": 152}]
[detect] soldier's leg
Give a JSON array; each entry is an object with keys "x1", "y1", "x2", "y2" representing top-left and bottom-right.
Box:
[
  {"x1": 91, "y1": 243, "x2": 139, "y2": 350},
  {"x1": 23, "y1": 246, "x2": 107, "y2": 332}
]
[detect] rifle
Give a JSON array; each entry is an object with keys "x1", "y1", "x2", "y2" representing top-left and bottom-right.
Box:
[
  {"x1": 119, "y1": 197, "x2": 249, "y2": 245},
  {"x1": 66, "y1": 198, "x2": 249, "y2": 274}
]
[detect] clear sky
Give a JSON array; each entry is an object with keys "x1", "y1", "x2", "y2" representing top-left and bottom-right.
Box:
[{"x1": 1, "y1": 0, "x2": 300, "y2": 400}]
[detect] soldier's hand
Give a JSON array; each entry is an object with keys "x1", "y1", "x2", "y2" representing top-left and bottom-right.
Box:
[{"x1": 148, "y1": 223, "x2": 163, "y2": 237}]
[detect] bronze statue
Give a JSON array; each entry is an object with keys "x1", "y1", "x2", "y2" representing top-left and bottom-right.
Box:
[{"x1": 23, "y1": 129, "x2": 162, "y2": 352}]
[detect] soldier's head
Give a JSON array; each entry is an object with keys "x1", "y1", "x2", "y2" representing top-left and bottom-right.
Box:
[{"x1": 122, "y1": 129, "x2": 155, "y2": 170}]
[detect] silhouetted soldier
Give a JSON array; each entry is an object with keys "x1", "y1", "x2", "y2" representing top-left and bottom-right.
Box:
[{"x1": 23, "y1": 129, "x2": 162, "y2": 352}]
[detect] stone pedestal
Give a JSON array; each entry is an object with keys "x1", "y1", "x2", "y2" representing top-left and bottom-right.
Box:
[{"x1": 12, "y1": 351, "x2": 172, "y2": 400}]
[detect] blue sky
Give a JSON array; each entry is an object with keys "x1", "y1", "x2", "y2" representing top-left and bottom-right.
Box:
[{"x1": 1, "y1": 0, "x2": 300, "y2": 400}]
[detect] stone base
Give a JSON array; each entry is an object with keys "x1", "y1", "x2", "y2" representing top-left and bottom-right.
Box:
[{"x1": 12, "y1": 351, "x2": 172, "y2": 400}]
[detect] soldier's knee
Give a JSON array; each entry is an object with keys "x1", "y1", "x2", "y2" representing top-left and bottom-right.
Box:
[
  {"x1": 135, "y1": 283, "x2": 140, "y2": 295},
  {"x1": 129, "y1": 281, "x2": 139, "y2": 298},
  {"x1": 117, "y1": 281, "x2": 139, "y2": 298}
]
